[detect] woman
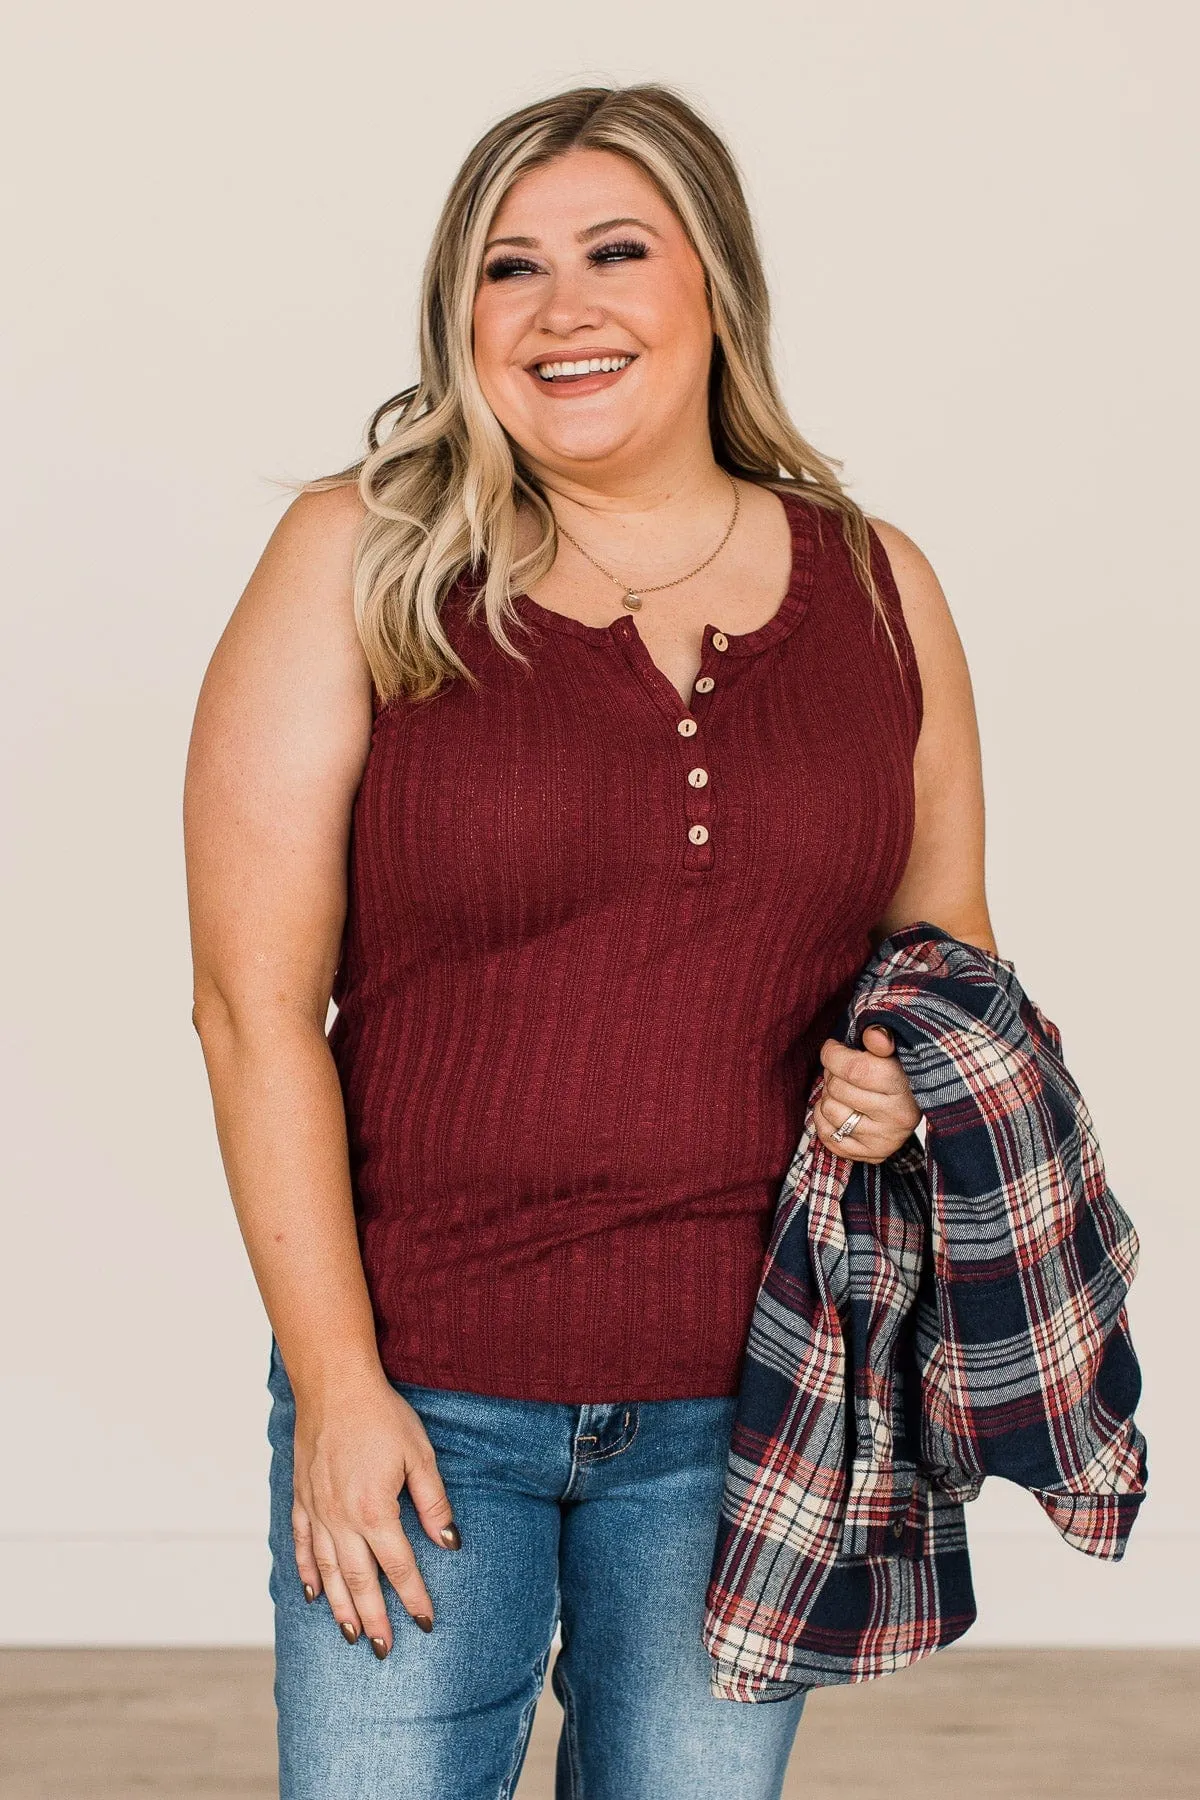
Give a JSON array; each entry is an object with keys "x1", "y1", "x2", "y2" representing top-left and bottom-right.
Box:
[{"x1": 184, "y1": 82, "x2": 997, "y2": 1800}]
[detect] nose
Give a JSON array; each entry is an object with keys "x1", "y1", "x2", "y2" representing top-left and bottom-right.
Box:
[{"x1": 534, "y1": 264, "x2": 606, "y2": 340}]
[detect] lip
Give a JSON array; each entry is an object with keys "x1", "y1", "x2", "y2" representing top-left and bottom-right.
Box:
[
  {"x1": 524, "y1": 351, "x2": 639, "y2": 400},
  {"x1": 524, "y1": 348, "x2": 638, "y2": 372}
]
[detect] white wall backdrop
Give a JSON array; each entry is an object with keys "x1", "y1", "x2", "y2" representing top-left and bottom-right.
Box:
[{"x1": 2, "y1": 0, "x2": 1196, "y2": 1644}]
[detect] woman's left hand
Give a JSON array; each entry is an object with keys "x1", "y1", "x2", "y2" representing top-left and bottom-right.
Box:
[{"x1": 815, "y1": 1025, "x2": 922, "y2": 1162}]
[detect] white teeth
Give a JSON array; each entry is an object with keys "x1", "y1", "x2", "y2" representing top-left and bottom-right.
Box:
[{"x1": 535, "y1": 355, "x2": 633, "y2": 381}]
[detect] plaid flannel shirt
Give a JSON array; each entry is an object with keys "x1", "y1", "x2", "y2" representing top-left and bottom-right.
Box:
[{"x1": 703, "y1": 921, "x2": 1147, "y2": 1702}]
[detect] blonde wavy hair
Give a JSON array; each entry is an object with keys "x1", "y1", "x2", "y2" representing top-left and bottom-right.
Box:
[{"x1": 298, "y1": 81, "x2": 899, "y2": 703}]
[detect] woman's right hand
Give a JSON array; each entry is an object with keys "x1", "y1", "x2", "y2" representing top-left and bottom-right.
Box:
[
  {"x1": 290, "y1": 1373, "x2": 462, "y2": 1658},
  {"x1": 185, "y1": 488, "x2": 462, "y2": 1658}
]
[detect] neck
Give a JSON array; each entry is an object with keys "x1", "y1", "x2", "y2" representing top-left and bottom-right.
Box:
[{"x1": 524, "y1": 447, "x2": 734, "y2": 531}]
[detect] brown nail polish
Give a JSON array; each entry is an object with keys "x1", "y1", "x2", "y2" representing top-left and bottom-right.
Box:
[
  {"x1": 302, "y1": 1583, "x2": 316, "y2": 1604},
  {"x1": 370, "y1": 1636, "x2": 389, "y2": 1660},
  {"x1": 414, "y1": 1613, "x2": 434, "y2": 1634},
  {"x1": 439, "y1": 1522, "x2": 461, "y2": 1549},
  {"x1": 340, "y1": 1621, "x2": 360, "y2": 1644}
]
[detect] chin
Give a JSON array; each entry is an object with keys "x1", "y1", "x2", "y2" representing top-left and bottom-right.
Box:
[{"x1": 533, "y1": 422, "x2": 640, "y2": 466}]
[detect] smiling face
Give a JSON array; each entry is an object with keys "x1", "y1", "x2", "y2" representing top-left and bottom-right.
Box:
[{"x1": 471, "y1": 147, "x2": 716, "y2": 486}]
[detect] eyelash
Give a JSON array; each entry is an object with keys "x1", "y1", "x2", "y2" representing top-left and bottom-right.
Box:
[{"x1": 483, "y1": 237, "x2": 649, "y2": 282}]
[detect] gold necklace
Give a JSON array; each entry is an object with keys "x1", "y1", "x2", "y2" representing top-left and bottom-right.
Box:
[{"x1": 549, "y1": 474, "x2": 741, "y2": 612}]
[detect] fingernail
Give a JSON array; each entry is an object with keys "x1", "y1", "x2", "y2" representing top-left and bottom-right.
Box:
[
  {"x1": 340, "y1": 1621, "x2": 360, "y2": 1644},
  {"x1": 414, "y1": 1613, "x2": 434, "y2": 1634},
  {"x1": 302, "y1": 1583, "x2": 316, "y2": 1604},
  {"x1": 439, "y1": 1522, "x2": 461, "y2": 1549},
  {"x1": 370, "y1": 1636, "x2": 389, "y2": 1660}
]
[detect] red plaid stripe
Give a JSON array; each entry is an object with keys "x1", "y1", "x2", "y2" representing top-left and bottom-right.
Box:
[{"x1": 703, "y1": 923, "x2": 1147, "y2": 1699}]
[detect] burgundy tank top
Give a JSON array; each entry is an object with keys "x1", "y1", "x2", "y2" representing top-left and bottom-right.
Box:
[{"x1": 328, "y1": 491, "x2": 923, "y2": 1402}]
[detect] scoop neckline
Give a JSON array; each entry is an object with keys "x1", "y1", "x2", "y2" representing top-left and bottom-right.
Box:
[{"x1": 508, "y1": 487, "x2": 816, "y2": 654}]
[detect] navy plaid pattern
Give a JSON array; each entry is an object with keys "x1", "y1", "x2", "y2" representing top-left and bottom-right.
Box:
[{"x1": 703, "y1": 922, "x2": 1147, "y2": 1701}]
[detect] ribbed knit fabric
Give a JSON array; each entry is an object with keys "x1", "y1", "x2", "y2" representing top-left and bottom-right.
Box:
[{"x1": 327, "y1": 491, "x2": 923, "y2": 1402}]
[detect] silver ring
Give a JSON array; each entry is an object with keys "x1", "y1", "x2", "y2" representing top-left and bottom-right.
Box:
[{"x1": 831, "y1": 1109, "x2": 864, "y2": 1143}]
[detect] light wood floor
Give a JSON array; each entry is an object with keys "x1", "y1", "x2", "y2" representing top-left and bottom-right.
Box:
[{"x1": 0, "y1": 1648, "x2": 1195, "y2": 1798}]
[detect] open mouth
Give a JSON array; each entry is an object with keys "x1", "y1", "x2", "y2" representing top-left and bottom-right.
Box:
[{"x1": 527, "y1": 353, "x2": 638, "y2": 389}]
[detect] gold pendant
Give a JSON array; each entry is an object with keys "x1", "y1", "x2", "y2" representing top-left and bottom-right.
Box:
[{"x1": 622, "y1": 592, "x2": 642, "y2": 611}]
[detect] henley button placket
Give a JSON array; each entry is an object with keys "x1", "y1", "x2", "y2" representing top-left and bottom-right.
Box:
[
  {"x1": 676, "y1": 714, "x2": 708, "y2": 862},
  {"x1": 515, "y1": 494, "x2": 809, "y2": 881},
  {"x1": 676, "y1": 624, "x2": 729, "y2": 872}
]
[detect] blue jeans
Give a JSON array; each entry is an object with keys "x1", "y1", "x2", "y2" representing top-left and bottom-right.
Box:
[{"x1": 266, "y1": 1339, "x2": 806, "y2": 1798}]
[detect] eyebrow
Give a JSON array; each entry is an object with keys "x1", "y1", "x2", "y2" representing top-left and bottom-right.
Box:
[{"x1": 482, "y1": 216, "x2": 663, "y2": 253}]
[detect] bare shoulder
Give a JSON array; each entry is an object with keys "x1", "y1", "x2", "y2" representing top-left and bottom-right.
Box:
[
  {"x1": 187, "y1": 481, "x2": 376, "y2": 828},
  {"x1": 185, "y1": 481, "x2": 376, "y2": 1022},
  {"x1": 256, "y1": 481, "x2": 370, "y2": 610},
  {"x1": 865, "y1": 513, "x2": 979, "y2": 719},
  {"x1": 211, "y1": 482, "x2": 371, "y2": 690},
  {"x1": 866, "y1": 515, "x2": 961, "y2": 654},
  {"x1": 282, "y1": 478, "x2": 370, "y2": 540}
]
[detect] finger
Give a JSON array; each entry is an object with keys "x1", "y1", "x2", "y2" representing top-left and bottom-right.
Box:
[
  {"x1": 819, "y1": 1039, "x2": 898, "y2": 1092},
  {"x1": 310, "y1": 1515, "x2": 364, "y2": 1645},
  {"x1": 860, "y1": 1025, "x2": 895, "y2": 1056},
  {"x1": 818, "y1": 1098, "x2": 883, "y2": 1146},
  {"x1": 817, "y1": 1091, "x2": 897, "y2": 1154},
  {"x1": 827, "y1": 1087, "x2": 921, "y2": 1144},
  {"x1": 817, "y1": 1123, "x2": 878, "y2": 1161},
  {"x1": 331, "y1": 1525, "x2": 398, "y2": 1657},
  {"x1": 824, "y1": 1068, "x2": 916, "y2": 1119},
  {"x1": 405, "y1": 1443, "x2": 461, "y2": 1551},
  {"x1": 364, "y1": 1519, "x2": 437, "y2": 1640},
  {"x1": 291, "y1": 1497, "x2": 322, "y2": 1604}
]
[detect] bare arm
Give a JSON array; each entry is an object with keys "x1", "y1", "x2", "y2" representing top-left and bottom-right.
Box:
[
  {"x1": 184, "y1": 485, "x2": 457, "y2": 1657},
  {"x1": 815, "y1": 516, "x2": 999, "y2": 1158},
  {"x1": 868, "y1": 516, "x2": 999, "y2": 956}
]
